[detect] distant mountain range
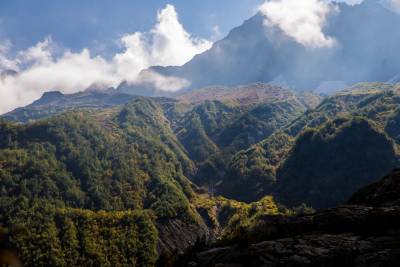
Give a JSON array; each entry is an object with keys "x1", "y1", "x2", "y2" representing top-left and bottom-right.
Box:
[
  {"x1": 2, "y1": 83, "x2": 319, "y2": 123},
  {"x1": 120, "y1": 0, "x2": 400, "y2": 93}
]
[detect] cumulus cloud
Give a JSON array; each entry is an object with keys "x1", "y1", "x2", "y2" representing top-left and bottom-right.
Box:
[
  {"x1": 0, "y1": 4, "x2": 212, "y2": 114},
  {"x1": 259, "y1": 0, "x2": 337, "y2": 48},
  {"x1": 114, "y1": 5, "x2": 211, "y2": 83}
]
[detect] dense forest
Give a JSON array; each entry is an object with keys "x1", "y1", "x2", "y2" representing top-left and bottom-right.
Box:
[
  {"x1": 225, "y1": 83, "x2": 400, "y2": 206},
  {"x1": 1, "y1": 82, "x2": 400, "y2": 265}
]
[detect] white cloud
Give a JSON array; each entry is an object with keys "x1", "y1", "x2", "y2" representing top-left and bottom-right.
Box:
[
  {"x1": 133, "y1": 69, "x2": 191, "y2": 92},
  {"x1": 18, "y1": 37, "x2": 53, "y2": 65},
  {"x1": 0, "y1": 4, "x2": 212, "y2": 114},
  {"x1": 384, "y1": 0, "x2": 400, "y2": 13},
  {"x1": 0, "y1": 41, "x2": 19, "y2": 71},
  {"x1": 114, "y1": 4, "x2": 211, "y2": 83},
  {"x1": 0, "y1": 44, "x2": 118, "y2": 114},
  {"x1": 259, "y1": 0, "x2": 337, "y2": 48}
]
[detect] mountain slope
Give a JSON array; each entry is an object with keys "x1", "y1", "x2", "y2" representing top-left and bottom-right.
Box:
[
  {"x1": 0, "y1": 99, "x2": 206, "y2": 265},
  {"x1": 225, "y1": 83, "x2": 400, "y2": 206},
  {"x1": 171, "y1": 84, "x2": 312, "y2": 188},
  {"x1": 276, "y1": 117, "x2": 397, "y2": 209},
  {"x1": 2, "y1": 83, "x2": 400, "y2": 265},
  {"x1": 0, "y1": 96, "x2": 292, "y2": 265},
  {"x1": 3, "y1": 83, "x2": 316, "y2": 190}
]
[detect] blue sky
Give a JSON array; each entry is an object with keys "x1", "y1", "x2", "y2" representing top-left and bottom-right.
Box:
[{"x1": 0, "y1": 0, "x2": 264, "y2": 53}]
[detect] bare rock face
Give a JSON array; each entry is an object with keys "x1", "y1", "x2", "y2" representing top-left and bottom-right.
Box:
[
  {"x1": 156, "y1": 218, "x2": 216, "y2": 254},
  {"x1": 178, "y1": 170, "x2": 400, "y2": 266}
]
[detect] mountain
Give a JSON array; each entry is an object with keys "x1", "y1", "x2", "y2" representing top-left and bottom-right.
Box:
[
  {"x1": 2, "y1": 1, "x2": 400, "y2": 265},
  {"x1": 5, "y1": 82, "x2": 400, "y2": 211},
  {"x1": 167, "y1": 84, "x2": 318, "y2": 189},
  {"x1": 276, "y1": 117, "x2": 396, "y2": 209},
  {"x1": 0, "y1": 100, "x2": 267, "y2": 265},
  {"x1": 225, "y1": 83, "x2": 400, "y2": 207},
  {"x1": 0, "y1": 89, "x2": 311, "y2": 266},
  {"x1": 177, "y1": 169, "x2": 400, "y2": 267},
  {"x1": 4, "y1": 82, "x2": 400, "y2": 211},
  {"x1": 146, "y1": 0, "x2": 400, "y2": 92},
  {"x1": 0, "y1": 99, "x2": 205, "y2": 260},
  {"x1": 177, "y1": 82, "x2": 321, "y2": 108},
  {"x1": 2, "y1": 83, "x2": 318, "y2": 188},
  {"x1": 2, "y1": 82, "x2": 400, "y2": 265},
  {"x1": 2, "y1": 89, "x2": 138, "y2": 123}
]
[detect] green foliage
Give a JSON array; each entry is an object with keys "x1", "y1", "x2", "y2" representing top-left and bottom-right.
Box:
[
  {"x1": 220, "y1": 132, "x2": 294, "y2": 202},
  {"x1": 0, "y1": 99, "x2": 207, "y2": 266},
  {"x1": 276, "y1": 117, "x2": 397, "y2": 208},
  {"x1": 175, "y1": 99, "x2": 305, "y2": 189},
  {"x1": 226, "y1": 83, "x2": 400, "y2": 205},
  {"x1": 193, "y1": 195, "x2": 279, "y2": 240},
  {"x1": 3, "y1": 82, "x2": 400, "y2": 266},
  {"x1": 1, "y1": 199, "x2": 158, "y2": 267}
]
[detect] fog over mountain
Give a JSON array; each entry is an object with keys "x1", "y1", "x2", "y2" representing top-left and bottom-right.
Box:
[{"x1": 146, "y1": 0, "x2": 400, "y2": 93}]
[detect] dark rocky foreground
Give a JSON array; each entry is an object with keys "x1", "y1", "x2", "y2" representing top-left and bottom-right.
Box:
[{"x1": 177, "y1": 170, "x2": 400, "y2": 266}]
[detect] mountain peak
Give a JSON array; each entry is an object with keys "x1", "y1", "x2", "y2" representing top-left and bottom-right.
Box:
[
  {"x1": 33, "y1": 91, "x2": 64, "y2": 105},
  {"x1": 151, "y1": 1, "x2": 400, "y2": 92}
]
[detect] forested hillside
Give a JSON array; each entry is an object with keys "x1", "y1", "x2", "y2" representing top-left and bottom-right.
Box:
[
  {"x1": 1, "y1": 82, "x2": 400, "y2": 265},
  {"x1": 226, "y1": 83, "x2": 400, "y2": 207},
  {"x1": 0, "y1": 100, "x2": 199, "y2": 265},
  {"x1": 3, "y1": 83, "x2": 315, "y2": 191},
  {"x1": 0, "y1": 94, "x2": 284, "y2": 265}
]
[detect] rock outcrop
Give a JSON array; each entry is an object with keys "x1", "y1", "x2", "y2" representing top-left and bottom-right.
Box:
[{"x1": 178, "y1": 170, "x2": 400, "y2": 266}]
